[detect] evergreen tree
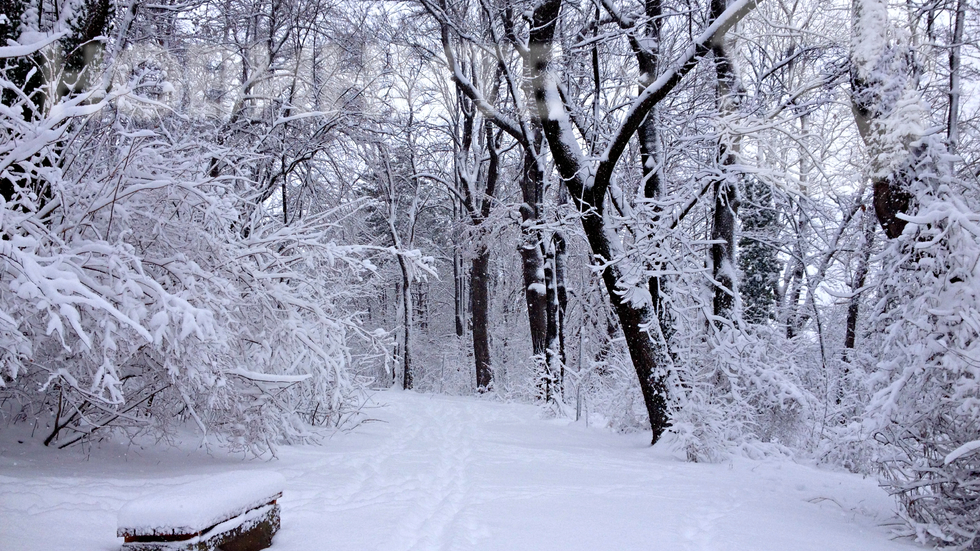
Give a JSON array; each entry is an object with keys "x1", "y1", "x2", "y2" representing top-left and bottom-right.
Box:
[{"x1": 738, "y1": 178, "x2": 781, "y2": 325}]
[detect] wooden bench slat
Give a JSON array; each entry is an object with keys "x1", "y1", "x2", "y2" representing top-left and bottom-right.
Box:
[
  {"x1": 121, "y1": 502, "x2": 280, "y2": 551},
  {"x1": 117, "y1": 471, "x2": 284, "y2": 551}
]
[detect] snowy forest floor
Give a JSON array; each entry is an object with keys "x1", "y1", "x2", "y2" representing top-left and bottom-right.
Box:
[{"x1": 1, "y1": 391, "x2": 923, "y2": 551}]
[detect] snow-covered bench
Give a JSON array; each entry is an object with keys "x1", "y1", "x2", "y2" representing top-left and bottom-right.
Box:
[{"x1": 117, "y1": 471, "x2": 285, "y2": 551}]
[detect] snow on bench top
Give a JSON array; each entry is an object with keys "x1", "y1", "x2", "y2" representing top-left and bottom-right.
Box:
[{"x1": 117, "y1": 470, "x2": 284, "y2": 537}]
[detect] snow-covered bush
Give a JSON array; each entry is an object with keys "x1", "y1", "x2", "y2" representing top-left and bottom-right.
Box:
[
  {"x1": 864, "y1": 137, "x2": 980, "y2": 549},
  {"x1": 0, "y1": 13, "x2": 408, "y2": 454},
  {"x1": 669, "y1": 322, "x2": 814, "y2": 462}
]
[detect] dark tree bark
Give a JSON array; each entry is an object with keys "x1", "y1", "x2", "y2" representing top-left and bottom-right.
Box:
[
  {"x1": 782, "y1": 203, "x2": 807, "y2": 339},
  {"x1": 554, "y1": 232, "x2": 569, "y2": 369},
  {"x1": 454, "y1": 247, "x2": 466, "y2": 338},
  {"x1": 377, "y1": 144, "x2": 415, "y2": 390},
  {"x1": 451, "y1": 61, "x2": 502, "y2": 392},
  {"x1": 626, "y1": 0, "x2": 676, "y2": 351},
  {"x1": 842, "y1": 206, "x2": 875, "y2": 363},
  {"x1": 543, "y1": 239, "x2": 561, "y2": 401},
  {"x1": 783, "y1": 257, "x2": 805, "y2": 339},
  {"x1": 630, "y1": 0, "x2": 665, "y2": 200},
  {"x1": 948, "y1": 0, "x2": 965, "y2": 155},
  {"x1": 471, "y1": 249, "x2": 492, "y2": 390},
  {"x1": 470, "y1": 120, "x2": 500, "y2": 392},
  {"x1": 519, "y1": 135, "x2": 550, "y2": 364},
  {"x1": 708, "y1": 0, "x2": 743, "y2": 322},
  {"x1": 398, "y1": 255, "x2": 414, "y2": 390},
  {"x1": 710, "y1": 173, "x2": 739, "y2": 320},
  {"x1": 426, "y1": 0, "x2": 754, "y2": 441}
]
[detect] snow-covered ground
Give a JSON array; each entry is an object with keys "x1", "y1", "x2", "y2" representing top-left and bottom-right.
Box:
[{"x1": 1, "y1": 391, "x2": 921, "y2": 551}]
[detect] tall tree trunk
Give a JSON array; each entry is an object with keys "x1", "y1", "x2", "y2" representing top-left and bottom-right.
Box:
[
  {"x1": 583, "y1": 212, "x2": 673, "y2": 440},
  {"x1": 709, "y1": 0, "x2": 742, "y2": 322},
  {"x1": 543, "y1": 241, "x2": 560, "y2": 401},
  {"x1": 469, "y1": 119, "x2": 500, "y2": 392},
  {"x1": 783, "y1": 202, "x2": 807, "y2": 338},
  {"x1": 430, "y1": 0, "x2": 754, "y2": 442},
  {"x1": 471, "y1": 248, "x2": 492, "y2": 390},
  {"x1": 433, "y1": 9, "x2": 547, "y2": 385},
  {"x1": 454, "y1": 247, "x2": 466, "y2": 337},
  {"x1": 397, "y1": 256, "x2": 414, "y2": 390},
  {"x1": 634, "y1": 0, "x2": 676, "y2": 353},
  {"x1": 378, "y1": 143, "x2": 415, "y2": 390},
  {"x1": 851, "y1": 0, "x2": 914, "y2": 239},
  {"x1": 519, "y1": 139, "x2": 550, "y2": 364},
  {"x1": 710, "y1": 175, "x2": 739, "y2": 320},
  {"x1": 947, "y1": 0, "x2": 964, "y2": 156},
  {"x1": 842, "y1": 206, "x2": 876, "y2": 363},
  {"x1": 554, "y1": 232, "x2": 568, "y2": 370},
  {"x1": 784, "y1": 257, "x2": 805, "y2": 338},
  {"x1": 636, "y1": 0, "x2": 665, "y2": 200}
]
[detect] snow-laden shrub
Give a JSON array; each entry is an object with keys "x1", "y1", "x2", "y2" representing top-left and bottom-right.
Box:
[
  {"x1": 864, "y1": 132, "x2": 980, "y2": 549},
  {"x1": 0, "y1": 32, "x2": 405, "y2": 454},
  {"x1": 669, "y1": 323, "x2": 813, "y2": 462},
  {"x1": 570, "y1": 343, "x2": 650, "y2": 432}
]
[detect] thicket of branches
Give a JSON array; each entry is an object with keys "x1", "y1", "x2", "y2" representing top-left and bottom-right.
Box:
[{"x1": 2, "y1": 0, "x2": 978, "y2": 546}]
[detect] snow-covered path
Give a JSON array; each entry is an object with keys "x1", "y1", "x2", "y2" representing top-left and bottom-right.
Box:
[{"x1": 1, "y1": 391, "x2": 921, "y2": 550}]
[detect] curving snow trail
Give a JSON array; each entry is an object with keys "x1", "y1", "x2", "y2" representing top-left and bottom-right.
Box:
[{"x1": 1, "y1": 390, "x2": 923, "y2": 550}]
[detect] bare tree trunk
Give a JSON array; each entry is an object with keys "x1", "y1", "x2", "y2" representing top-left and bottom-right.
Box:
[
  {"x1": 469, "y1": 119, "x2": 500, "y2": 392},
  {"x1": 430, "y1": 0, "x2": 755, "y2": 442},
  {"x1": 520, "y1": 135, "x2": 550, "y2": 365},
  {"x1": 947, "y1": 0, "x2": 964, "y2": 156},
  {"x1": 453, "y1": 70, "x2": 501, "y2": 392},
  {"x1": 378, "y1": 143, "x2": 415, "y2": 390},
  {"x1": 584, "y1": 212, "x2": 673, "y2": 440},
  {"x1": 392, "y1": 280, "x2": 402, "y2": 387},
  {"x1": 636, "y1": 0, "x2": 665, "y2": 200},
  {"x1": 398, "y1": 255, "x2": 414, "y2": 390},
  {"x1": 708, "y1": 0, "x2": 743, "y2": 322},
  {"x1": 633, "y1": 0, "x2": 676, "y2": 353},
  {"x1": 851, "y1": 0, "x2": 914, "y2": 239},
  {"x1": 784, "y1": 258, "x2": 805, "y2": 339},
  {"x1": 842, "y1": 206, "x2": 876, "y2": 363},
  {"x1": 433, "y1": 7, "x2": 548, "y2": 388},
  {"x1": 471, "y1": 248, "x2": 492, "y2": 390},
  {"x1": 530, "y1": 0, "x2": 673, "y2": 438},
  {"x1": 710, "y1": 175, "x2": 739, "y2": 320},
  {"x1": 452, "y1": 166, "x2": 466, "y2": 338},
  {"x1": 544, "y1": 241, "x2": 560, "y2": 401},
  {"x1": 454, "y1": 247, "x2": 466, "y2": 337},
  {"x1": 783, "y1": 201, "x2": 807, "y2": 338},
  {"x1": 554, "y1": 232, "x2": 568, "y2": 372}
]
